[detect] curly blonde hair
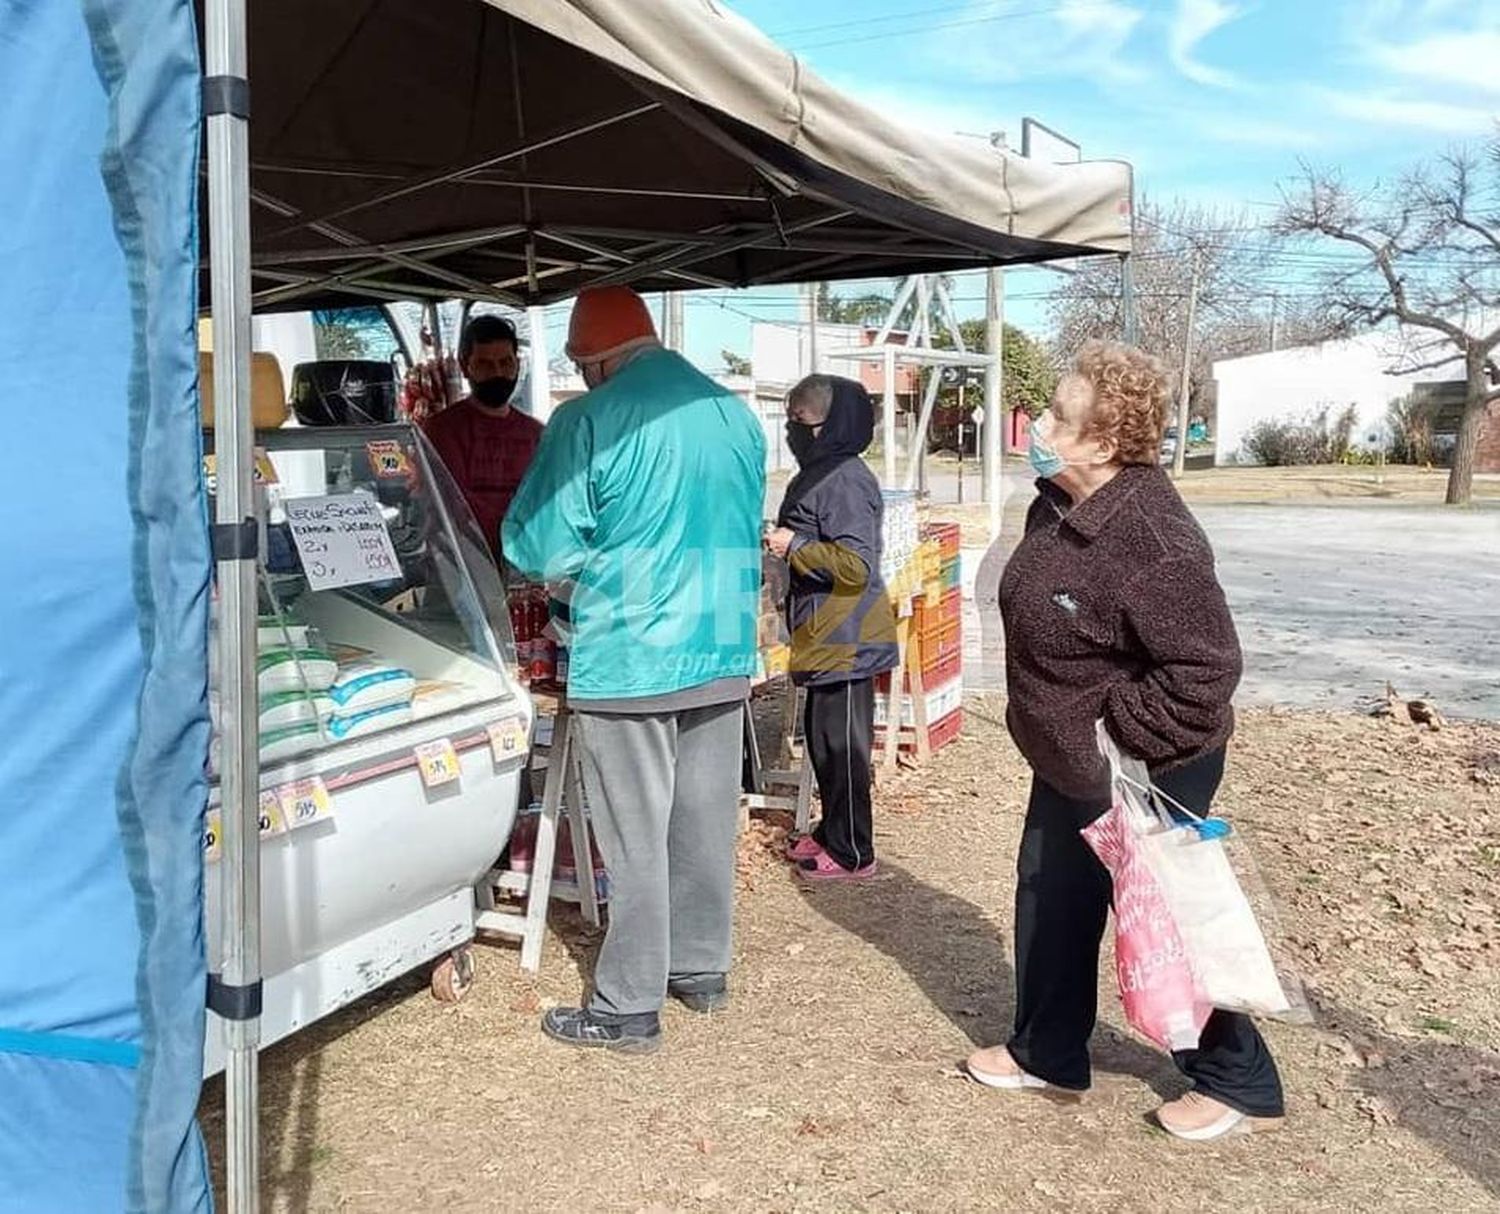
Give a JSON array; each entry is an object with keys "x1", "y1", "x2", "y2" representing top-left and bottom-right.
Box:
[{"x1": 1069, "y1": 340, "x2": 1171, "y2": 465}]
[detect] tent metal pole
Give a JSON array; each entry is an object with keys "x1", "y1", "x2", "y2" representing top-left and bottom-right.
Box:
[
  {"x1": 983, "y1": 268, "x2": 1004, "y2": 539},
  {"x1": 205, "y1": 0, "x2": 261, "y2": 1209},
  {"x1": 883, "y1": 345, "x2": 898, "y2": 486}
]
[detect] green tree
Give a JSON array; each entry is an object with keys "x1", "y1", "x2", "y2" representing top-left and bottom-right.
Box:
[
  {"x1": 817, "y1": 282, "x2": 898, "y2": 326},
  {"x1": 313, "y1": 322, "x2": 369, "y2": 360},
  {"x1": 721, "y1": 349, "x2": 752, "y2": 376},
  {"x1": 935, "y1": 320, "x2": 1056, "y2": 416}
]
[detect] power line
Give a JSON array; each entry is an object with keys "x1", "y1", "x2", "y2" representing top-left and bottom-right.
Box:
[
  {"x1": 784, "y1": 1, "x2": 1107, "y2": 52},
  {"x1": 768, "y1": 0, "x2": 1010, "y2": 40}
]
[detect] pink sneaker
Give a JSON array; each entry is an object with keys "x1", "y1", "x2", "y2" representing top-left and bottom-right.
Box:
[
  {"x1": 796, "y1": 849, "x2": 877, "y2": 882},
  {"x1": 785, "y1": 834, "x2": 822, "y2": 862}
]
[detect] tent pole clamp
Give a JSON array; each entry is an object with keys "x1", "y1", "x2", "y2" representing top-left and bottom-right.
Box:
[
  {"x1": 203, "y1": 75, "x2": 249, "y2": 120},
  {"x1": 212, "y1": 519, "x2": 258, "y2": 562},
  {"x1": 207, "y1": 973, "x2": 263, "y2": 1022}
]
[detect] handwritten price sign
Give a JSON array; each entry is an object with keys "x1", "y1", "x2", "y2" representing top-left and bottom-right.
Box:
[
  {"x1": 416, "y1": 739, "x2": 461, "y2": 789},
  {"x1": 278, "y1": 777, "x2": 333, "y2": 830},
  {"x1": 486, "y1": 716, "x2": 528, "y2": 763},
  {"x1": 283, "y1": 491, "x2": 403, "y2": 592}
]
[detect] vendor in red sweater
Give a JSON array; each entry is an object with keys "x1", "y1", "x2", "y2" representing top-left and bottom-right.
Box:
[{"x1": 424, "y1": 314, "x2": 543, "y2": 565}]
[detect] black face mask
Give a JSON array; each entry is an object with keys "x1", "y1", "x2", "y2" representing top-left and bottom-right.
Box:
[
  {"x1": 472, "y1": 375, "x2": 517, "y2": 408},
  {"x1": 787, "y1": 422, "x2": 818, "y2": 463}
]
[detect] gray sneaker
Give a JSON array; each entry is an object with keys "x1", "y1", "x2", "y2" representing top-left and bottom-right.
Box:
[
  {"x1": 667, "y1": 974, "x2": 729, "y2": 1014},
  {"x1": 541, "y1": 1006, "x2": 662, "y2": 1054}
]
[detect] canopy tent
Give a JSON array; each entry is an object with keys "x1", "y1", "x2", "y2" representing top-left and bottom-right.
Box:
[
  {"x1": 2, "y1": 1, "x2": 1132, "y2": 1210},
  {"x1": 232, "y1": 0, "x2": 1132, "y2": 312},
  {"x1": 0, "y1": 2, "x2": 212, "y2": 1212}
]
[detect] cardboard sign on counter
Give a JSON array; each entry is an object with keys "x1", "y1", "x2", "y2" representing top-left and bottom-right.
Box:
[{"x1": 283, "y1": 491, "x2": 401, "y2": 592}]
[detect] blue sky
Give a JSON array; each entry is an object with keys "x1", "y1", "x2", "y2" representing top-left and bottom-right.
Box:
[{"x1": 565, "y1": 0, "x2": 1500, "y2": 370}]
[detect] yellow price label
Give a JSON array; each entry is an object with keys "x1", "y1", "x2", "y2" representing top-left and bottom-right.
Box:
[
  {"x1": 203, "y1": 448, "x2": 278, "y2": 491},
  {"x1": 416, "y1": 739, "x2": 461, "y2": 789},
  {"x1": 253, "y1": 450, "x2": 280, "y2": 486},
  {"x1": 277, "y1": 776, "x2": 332, "y2": 830},
  {"x1": 486, "y1": 716, "x2": 528, "y2": 763},
  {"x1": 257, "y1": 788, "x2": 288, "y2": 837},
  {"x1": 203, "y1": 809, "x2": 222, "y2": 865}
]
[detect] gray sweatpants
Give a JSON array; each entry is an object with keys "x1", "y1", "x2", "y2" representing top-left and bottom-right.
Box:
[{"x1": 572, "y1": 701, "x2": 744, "y2": 1016}]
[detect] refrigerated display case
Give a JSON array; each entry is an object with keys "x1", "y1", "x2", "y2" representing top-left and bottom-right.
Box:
[{"x1": 202, "y1": 423, "x2": 531, "y2": 1075}]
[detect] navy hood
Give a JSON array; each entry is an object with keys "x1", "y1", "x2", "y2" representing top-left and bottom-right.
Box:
[{"x1": 788, "y1": 376, "x2": 875, "y2": 468}]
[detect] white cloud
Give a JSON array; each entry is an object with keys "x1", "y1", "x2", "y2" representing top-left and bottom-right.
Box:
[
  {"x1": 1168, "y1": 0, "x2": 1247, "y2": 88},
  {"x1": 922, "y1": 0, "x2": 1147, "y2": 87},
  {"x1": 1190, "y1": 114, "x2": 1324, "y2": 149},
  {"x1": 1317, "y1": 88, "x2": 1498, "y2": 135},
  {"x1": 1367, "y1": 31, "x2": 1500, "y2": 96}
]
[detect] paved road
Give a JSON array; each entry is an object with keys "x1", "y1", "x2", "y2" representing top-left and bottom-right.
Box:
[{"x1": 965, "y1": 501, "x2": 1500, "y2": 720}]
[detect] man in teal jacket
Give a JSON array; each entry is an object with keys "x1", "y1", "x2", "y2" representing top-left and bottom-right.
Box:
[{"x1": 503, "y1": 286, "x2": 766, "y2": 1053}]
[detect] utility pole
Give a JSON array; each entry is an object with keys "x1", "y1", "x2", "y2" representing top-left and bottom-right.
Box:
[
  {"x1": 802, "y1": 281, "x2": 819, "y2": 376},
  {"x1": 1269, "y1": 292, "x2": 1280, "y2": 352},
  {"x1": 664, "y1": 292, "x2": 685, "y2": 352},
  {"x1": 1120, "y1": 253, "x2": 1139, "y2": 346},
  {"x1": 1172, "y1": 250, "x2": 1201, "y2": 481}
]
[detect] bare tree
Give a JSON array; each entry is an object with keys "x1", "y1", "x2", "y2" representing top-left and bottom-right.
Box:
[
  {"x1": 1047, "y1": 199, "x2": 1330, "y2": 417},
  {"x1": 1276, "y1": 142, "x2": 1500, "y2": 505}
]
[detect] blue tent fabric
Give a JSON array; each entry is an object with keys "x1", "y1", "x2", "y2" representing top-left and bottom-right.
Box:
[{"x1": 0, "y1": 1, "x2": 211, "y2": 1211}]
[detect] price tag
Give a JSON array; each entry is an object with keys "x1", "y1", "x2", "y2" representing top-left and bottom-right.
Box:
[
  {"x1": 366, "y1": 440, "x2": 413, "y2": 480},
  {"x1": 258, "y1": 788, "x2": 288, "y2": 838},
  {"x1": 277, "y1": 776, "x2": 333, "y2": 830},
  {"x1": 416, "y1": 738, "x2": 461, "y2": 789},
  {"x1": 486, "y1": 716, "x2": 528, "y2": 763},
  {"x1": 203, "y1": 448, "x2": 278, "y2": 493},
  {"x1": 203, "y1": 809, "x2": 222, "y2": 865}
]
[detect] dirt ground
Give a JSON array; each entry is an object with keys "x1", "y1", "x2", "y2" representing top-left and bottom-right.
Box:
[{"x1": 199, "y1": 699, "x2": 1500, "y2": 1212}]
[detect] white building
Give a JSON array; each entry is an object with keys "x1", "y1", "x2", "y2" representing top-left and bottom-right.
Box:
[{"x1": 1211, "y1": 330, "x2": 1466, "y2": 465}]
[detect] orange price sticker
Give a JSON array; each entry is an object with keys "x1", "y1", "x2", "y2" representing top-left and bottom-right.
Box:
[
  {"x1": 486, "y1": 716, "x2": 528, "y2": 763},
  {"x1": 416, "y1": 739, "x2": 461, "y2": 789},
  {"x1": 366, "y1": 440, "x2": 412, "y2": 480},
  {"x1": 277, "y1": 776, "x2": 333, "y2": 830}
]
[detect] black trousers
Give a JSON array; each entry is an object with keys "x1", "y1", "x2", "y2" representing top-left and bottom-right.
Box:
[
  {"x1": 1007, "y1": 748, "x2": 1285, "y2": 1117},
  {"x1": 804, "y1": 678, "x2": 876, "y2": 871}
]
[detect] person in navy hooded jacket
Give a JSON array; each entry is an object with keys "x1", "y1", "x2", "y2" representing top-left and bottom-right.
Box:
[{"x1": 764, "y1": 375, "x2": 898, "y2": 880}]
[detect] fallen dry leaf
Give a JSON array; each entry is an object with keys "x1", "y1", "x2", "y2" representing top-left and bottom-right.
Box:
[{"x1": 1355, "y1": 1095, "x2": 1397, "y2": 1127}]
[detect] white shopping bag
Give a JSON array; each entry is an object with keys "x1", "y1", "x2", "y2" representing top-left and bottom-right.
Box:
[{"x1": 1096, "y1": 723, "x2": 1292, "y2": 1018}]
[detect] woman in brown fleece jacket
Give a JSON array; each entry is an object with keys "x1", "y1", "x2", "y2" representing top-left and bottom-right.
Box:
[{"x1": 964, "y1": 341, "x2": 1285, "y2": 1142}]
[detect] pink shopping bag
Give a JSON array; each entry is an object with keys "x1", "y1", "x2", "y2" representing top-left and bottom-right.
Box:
[{"x1": 1082, "y1": 796, "x2": 1213, "y2": 1052}]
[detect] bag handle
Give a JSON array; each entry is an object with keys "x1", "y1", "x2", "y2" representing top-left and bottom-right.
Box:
[{"x1": 1116, "y1": 771, "x2": 1232, "y2": 841}]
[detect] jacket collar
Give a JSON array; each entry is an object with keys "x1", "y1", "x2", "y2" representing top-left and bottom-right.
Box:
[{"x1": 1038, "y1": 463, "x2": 1157, "y2": 542}]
